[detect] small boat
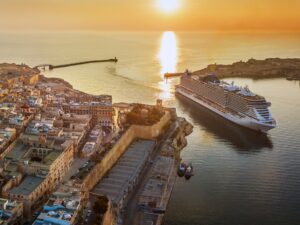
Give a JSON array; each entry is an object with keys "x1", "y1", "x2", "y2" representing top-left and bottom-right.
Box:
[
  {"x1": 185, "y1": 163, "x2": 194, "y2": 179},
  {"x1": 177, "y1": 162, "x2": 187, "y2": 177}
]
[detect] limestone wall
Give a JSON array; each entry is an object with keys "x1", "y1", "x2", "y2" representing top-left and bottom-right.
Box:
[
  {"x1": 131, "y1": 110, "x2": 171, "y2": 139},
  {"x1": 101, "y1": 200, "x2": 115, "y2": 225},
  {"x1": 81, "y1": 111, "x2": 171, "y2": 191},
  {"x1": 0, "y1": 140, "x2": 17, "y2": 159}
]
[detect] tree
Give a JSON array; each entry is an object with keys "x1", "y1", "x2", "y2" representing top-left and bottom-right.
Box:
[{"x1": 93, "y1": 196, "x2": 108, "y2": 215}]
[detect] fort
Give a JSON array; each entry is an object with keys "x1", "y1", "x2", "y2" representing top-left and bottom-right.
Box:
[
  {"x1": 193, "y1": 58, "x2": 300, "y2": 79},
  {"x1": 164, "y1": 58, "x2": 300, "y2": 80}
]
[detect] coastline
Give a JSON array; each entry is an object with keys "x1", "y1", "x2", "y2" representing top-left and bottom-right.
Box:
[
  {"x1": 0, "y1": 62, "x2": 193, "y2": 225},
  {"x1": 36, "y1": 65, "x2": 195, "y2": 225},
  {"x1": 192, "y1": 58, "x2": 300, "y2": 80}
]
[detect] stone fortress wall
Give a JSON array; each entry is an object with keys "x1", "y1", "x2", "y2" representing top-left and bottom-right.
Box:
[{"x1": 81, "y1": 111, "x2": 171, "y2": 191}]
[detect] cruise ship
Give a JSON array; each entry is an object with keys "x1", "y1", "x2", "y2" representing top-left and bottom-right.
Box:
[{"x1": 175, "y1": 71, "x2": 276, "y2": 133}]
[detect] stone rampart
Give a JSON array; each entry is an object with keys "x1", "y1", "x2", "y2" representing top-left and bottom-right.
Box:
[{"x1": 81, "y1": 111, "x2": 171, "y2": 191}]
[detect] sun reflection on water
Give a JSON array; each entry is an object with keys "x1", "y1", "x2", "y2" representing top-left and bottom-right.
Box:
[
  {"x1": 158, "y1": 31, "x2": 178, "y2": 75},
  {"x1": 157, "y1": 31, "x2": 179, "y2": 100}
]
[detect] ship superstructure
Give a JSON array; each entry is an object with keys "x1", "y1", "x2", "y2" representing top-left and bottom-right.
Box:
[{"x1": 175, "y1": 72, "x2": 276, "y2": 132}]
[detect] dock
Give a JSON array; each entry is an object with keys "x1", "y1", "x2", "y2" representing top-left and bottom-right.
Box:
[
  {"x1": 35, "y1": 57, "x2": 118, "y2": 70},
  {"x1": 164, "y1": 72, "x2": 184, "y2": 79}
]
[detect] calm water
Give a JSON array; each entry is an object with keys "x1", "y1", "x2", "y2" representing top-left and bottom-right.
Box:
[{"x1": 1, "y1": 31, "x2": 300, "y2": 225}]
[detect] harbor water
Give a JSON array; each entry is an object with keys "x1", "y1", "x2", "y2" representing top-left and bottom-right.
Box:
[{"x1": 1, "y1": 31, "x2": 300, "y2": 225}]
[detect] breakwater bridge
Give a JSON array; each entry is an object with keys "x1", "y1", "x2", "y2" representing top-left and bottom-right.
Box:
[{"x1": 35, "y1": 57, "x2": 118, "y2": 70}]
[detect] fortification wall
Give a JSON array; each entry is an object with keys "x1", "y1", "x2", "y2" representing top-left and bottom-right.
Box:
[
  {"x1": 101, "y1": 201, "x2": 115, "y2": 225},
  {"x1": 81, "y1": 111, "x2": 171, "y2": 191}
]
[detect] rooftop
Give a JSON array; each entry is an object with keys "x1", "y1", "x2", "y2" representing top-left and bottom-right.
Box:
[
  {"x1": 43, "y1": 151, "x2": 62, "y2": 166},
  {"x1": 67, "y1": 101, "x2": 112, "y2": 107},
  {"x1": 33, "y1": 207, "x2": 74, "y2": 225},
  {"x1": 5, "y1": 142, "x2": 28, "y2": 161},
  {"x1": 5, "y1": 137, "x2": 69, "y2": 169},
  {"x1": 0, "y1": 198, "x2": 22, "y2": 225},
  {"x1": 92, "y1": 140, "x2": 155, "y2": 205},
  {"x1": 9, "y1": 175, "x2": 45, "y2": 196},
  {"x1": 33, "y1": 183, "x2": 82, "y2": 225},
  {"x1": 82, "y1": 142, "x2": 95, "y2": 154}
]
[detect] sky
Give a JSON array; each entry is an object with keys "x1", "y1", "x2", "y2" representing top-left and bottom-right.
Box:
[{"x1": 0, "y1": 0, "x2": 299, "y2": 31}]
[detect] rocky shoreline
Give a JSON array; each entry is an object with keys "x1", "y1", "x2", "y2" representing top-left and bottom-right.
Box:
[
  {"x1": 39, "y1": 74, "x2": 74, "y2": 89},
  {"x1": 193, "y1": 58, "x2": 300, "y2": 79}
]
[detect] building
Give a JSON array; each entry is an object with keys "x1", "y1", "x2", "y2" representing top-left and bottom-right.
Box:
[
  {"x1": 8, "y1": 115, "x2": 25, "y2": 127},
  {"x1": 0, "y1": 89, "x2": 8, "y2": 100},
  {"x1": 27, "y1": 96, "x2": 43, "y2": 108},
  {"x1": 62, "y1": 95, "x2": 113, "y2": 127},
  {"x1": 0, "y1": 198, "x2": 23, "y2": 225},
  {"x1": 0, "y1": 103, "x2": 16, "y2": 115},
  {"x1": 33, "y1": 182, "x2": 86, "y2": 225},
  {"x1": 0, "y1": 128, "x2": 16, "y2": 154},
  {"x1": 54, "y1": 114, "x2": 92, "y2": 153},
  {"x1": 81, "y1": 126, "x2": 102, "y2": 157},
  {"x1": 57, "y1": 114, "x2": 91, "y2": 132},
  {"x1": 3, "y1": 133, "x2": 74, "y2": 217},
  {"x1": 7, "y1": 176, "x2": 47, "y2": 217}
]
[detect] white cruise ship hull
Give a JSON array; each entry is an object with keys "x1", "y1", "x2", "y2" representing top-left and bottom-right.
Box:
[{"x1": 176, "y1": 86, "x2": 275, "y2": 133}]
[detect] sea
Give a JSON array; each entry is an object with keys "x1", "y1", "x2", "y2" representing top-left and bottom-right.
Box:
[{"x1": 1, "y1": 31, "x2": 300, "y2": 225}]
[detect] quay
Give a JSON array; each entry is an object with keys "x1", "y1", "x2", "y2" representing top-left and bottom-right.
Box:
[
  {"x1": 121, "y1": 117, "x2": 192, "y2": 225},
  {"x1": 35, "y1": 57, "x2": 118, "y2": 70},
  {"x1": 79, "y1": 106, "x2": 192, "y2": 225},
  {"x1": 164, "y1": 72, "x2": 184, "y2": 78}
]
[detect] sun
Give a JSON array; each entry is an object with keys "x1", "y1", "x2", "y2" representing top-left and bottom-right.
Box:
[{"x1": 156, "y1": 0, "x2": 180, "y2": 13}]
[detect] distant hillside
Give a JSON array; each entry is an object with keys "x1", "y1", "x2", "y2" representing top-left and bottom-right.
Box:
[
  {"x1": 193, "y1": 58, "x2": 300, "y2": 79},
  {"x1": 0, "y1": 63, "x2": 39, "y2": 77}
]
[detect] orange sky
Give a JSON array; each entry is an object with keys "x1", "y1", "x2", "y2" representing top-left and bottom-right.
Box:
[{"x1": 0, "y1": 0, "x2": 299, "y2": 31}]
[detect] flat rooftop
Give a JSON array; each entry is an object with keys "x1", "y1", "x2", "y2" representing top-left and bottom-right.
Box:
[
  {"x1": 5, "y1": 141, "x2": 62, "y2": 166},
  {"x1": 33, "y1": 206, "x2": 74, "y2": 225},
  {"x1": 5, "y1": 142, "x2": 28, "y2": 161},
  {"x1": 92, "y1": 140, "x2": 155, "y2": 205},
  {"x1": 43, "y1": 151, "x2": 61, "y2": 166},
  {"x1": 9, "y1": 175, "x2": 45, "y2": 196}
]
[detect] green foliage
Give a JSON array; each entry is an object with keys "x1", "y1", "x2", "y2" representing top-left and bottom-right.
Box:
[
  {"x1": 126, "y1": 105, "x2": 164, "y2": 125},
  {"x1": 91, "y1": 196, "x2": 109, "y2": 225},
  {"x1": 93, "y1": 196, "x2": 108, "y2": 215}
]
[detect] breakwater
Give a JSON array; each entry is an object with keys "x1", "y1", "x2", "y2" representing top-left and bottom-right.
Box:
[
  {"x1": 164, "y1": 72, "x2": 184, "y2": 78},
  {"x1": 35, "y1": 58, "x2": 118, "y2": 70}
]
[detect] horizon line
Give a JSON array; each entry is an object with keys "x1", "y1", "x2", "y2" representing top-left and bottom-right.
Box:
[{"x1": 1, "y1": 28, "x2": 300, "y2": 33}]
